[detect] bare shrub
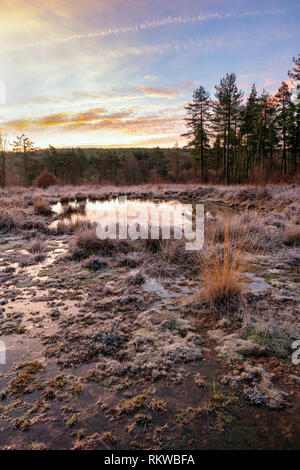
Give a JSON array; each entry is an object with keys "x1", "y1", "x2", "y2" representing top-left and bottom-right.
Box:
[
  {"x1": 21, "y1": 219, "x2": 52, "y2": 234},
  {"x1": 82, "y1": 256, "x2": 108, "y2": 270},
  {"x1": 35, "y1": 170, "x2": 58, "y2": 189}
]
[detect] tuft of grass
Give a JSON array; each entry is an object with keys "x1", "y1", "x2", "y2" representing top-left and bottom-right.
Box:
[
  {"x1": 197, "y1": 219, "x2": 259, "y2": 313},
  {"x1": 28, "y1": 236, "x2": 46, "y2": 254},
  {"x1": 67, "y1": 414, "x2": 79, "y2": 428},
  {"x1": 283, "y1": 223, "x2": 300, "y2": 247},
  {"x1": 0, "y1": 210, "x2": 18, "y2": 233},
  {"x1": 102, "y1": 431, "x2": 117, "y2": 444},
  {"x1": 33, "y1": 198, "x2": 52, "y2": 216},
  {"x1": 206, "y1": 381, "x2": 238, "y2": 432},
  {"x1": 56, "y1": 218, "x2": 92, "y2": 235},
  {"x1": 61, "y1": 202, "x2": 86, "y2": 217},
  {"x1": 71, "y1": 227, "x2": 130, "y2": 258}
]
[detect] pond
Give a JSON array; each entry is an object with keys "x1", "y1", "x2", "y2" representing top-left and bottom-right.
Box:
[{"x1": 51, "y1": 197, "x2": 232, "y2": 233}]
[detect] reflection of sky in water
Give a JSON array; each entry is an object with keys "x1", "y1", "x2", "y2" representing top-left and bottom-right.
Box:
[{"x1": 52, "y1": 198, "x2": 194, "y2": 228}]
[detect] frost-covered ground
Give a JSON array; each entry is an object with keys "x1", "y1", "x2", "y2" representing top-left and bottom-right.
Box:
[{"x1": 0, "y1": 184, "x2": 299, "y2": 450}]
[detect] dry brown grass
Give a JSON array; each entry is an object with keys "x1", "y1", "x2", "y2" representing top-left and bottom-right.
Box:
[
  {"x1": 61, "y1": 202, "x2": 86, "y2": 217},
  {"x1": 0, "y1": 210, "x2": 19, "y2": 233},
  {"x1": 33, "y1": 198, "x2": 52, "y2": 216},
  {"x1": 55, "y1": 218, "x2": 92, "y2": 234},
  {"x1": 71, "y1": 227, "x2": 131, "y2": 258},
  {"x1": 283, "y1": 223, "x2": 300, "y2": 247},
  {"x1": 28, "y1": 236, "x2": 46, "y2": 254},
  {"x1": 196, "y1": 219, "x2": 260, "y2": 313}
]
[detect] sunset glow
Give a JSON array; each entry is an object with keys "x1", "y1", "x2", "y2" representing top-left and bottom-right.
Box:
[{"x1": 0, "y1": 0, "x2": 299, "y2": 148}]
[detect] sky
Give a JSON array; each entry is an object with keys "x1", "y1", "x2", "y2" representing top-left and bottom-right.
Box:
[{"x1": 0, "y1": 0, "x2": 299, "y2": 149}]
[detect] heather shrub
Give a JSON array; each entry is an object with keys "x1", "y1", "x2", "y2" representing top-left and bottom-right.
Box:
[
  {"x1": 35, "y1": 170, "x2": 57, "y2": 189},
  {"x1": 0, "y1": 210, "x2": 18, "y2": 233},
  {"x1": 71, "y1": 228, "x2": 131, "y2": 258},
  {"x1": 283, "y1": 223, "x2": 300, "y2": 247},
  {"x1": 33, "y1": 198, "x2": 52, "y2": 216}
]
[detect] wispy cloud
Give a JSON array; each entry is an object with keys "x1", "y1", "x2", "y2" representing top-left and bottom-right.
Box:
[
  {"x1": 3, "y1": 7, "x2": 290, "y2": 52},
  {"x1": 104, "y1": 31, "x2": 292, "y2": 59},
  {"x1": 1, "y1": 107, "x2": 185, "y2": 139},
  {"x1": 138, "y1": 86, "x2": 179, "y2": 98}
]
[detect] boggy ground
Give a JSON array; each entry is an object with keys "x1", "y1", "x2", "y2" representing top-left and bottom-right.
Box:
[{"x1": 0, "y1": 183, "x2": 299, "y2": 450}]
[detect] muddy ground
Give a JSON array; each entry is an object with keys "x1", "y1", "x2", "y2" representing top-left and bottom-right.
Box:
[{"x1": 0, "y1": 184, "x2": 299, "y2": 450}]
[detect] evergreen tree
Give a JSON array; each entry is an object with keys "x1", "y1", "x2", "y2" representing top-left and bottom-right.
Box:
[
  {"x1": 0, "y1": 131, "x2": 8, "y2": 187},
  {"x1": 183, "y1": 86, "x2": 210, "y2": 178},
  {"x1": 288, "y1": 55, "x2": 300, "y2": 173},
  {"x1": 13, "y1": 134, "x2": 35, "y2": 185},
  {"x1": 214, "y1": 73, "x2": 243, "y2": 184},
  {"x1": 274, "y1": 82, "x2": 294, "y2": 176}
]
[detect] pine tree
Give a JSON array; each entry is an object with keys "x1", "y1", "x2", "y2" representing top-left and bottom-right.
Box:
[
  {"x1": 0, "y1": 131, "x2": 8, "y2": 187},
  {"x1": 288, "y1": 55, "x2": 300, "y2": 174},
  {"x1": 274, "y1": 82, "x2": 294, "y2": 176},
  {"x1": 182, "y1": 86, "x2": 210, "y2": 179},
  {"x1": 13, "y1": 134, "x2": 35, "y2": 185},
  {"x1": 214, "y1": 73, "x2": 243, "y2": 184}
]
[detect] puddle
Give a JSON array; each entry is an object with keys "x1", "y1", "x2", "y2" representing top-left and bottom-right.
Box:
[
  {"x1": 245, "y1": 273, "x2": 271, "y2": 292},
  {"x1": 141, "y1": 275, "x2": 197, "y2": 313},
  {"x1": 51, "y1": 198, "x2": 230, "y2": 231}
]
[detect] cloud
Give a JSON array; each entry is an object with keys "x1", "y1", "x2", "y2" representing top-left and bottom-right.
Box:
[
  {"x1": 3, "y1": 7, "x2": 290, "y2": 52},
  {"x1": 1, "y1": 106, "x2": 185, "y2": 141},
  {"x1": 264, "y1": 77, "x2": 277, "y2": 88},
  {"x1": 143, "y1": 75, "x2": 159, "y2": 81},
  {"x1": 138, "y1": 86, "x2": 179, "y2": 98},
  {"x1": 3, "y1": 108, "x2": 133, "y2": 130},
  {"x1": 64, "y1": 114, "x2": 185, "y2": 137}
]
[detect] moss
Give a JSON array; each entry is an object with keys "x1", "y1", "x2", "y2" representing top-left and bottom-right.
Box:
[
  {"x1": 245, "y1": 325, "x2": 292, "y2": 357},
  {"x1": 16, "y1": 361, "x2": 45, "y2": 375},
  {"x1": 261, "y1": 273, "x2": 281, "y2": 282},
  {"x1": 148, "y1": 399, "x2": 167, "y2": 413},
  {"x1": 76, "y1": 428, "x2": 86, "y2": 440},
  {"x1": 102, "y1": 431, "x2": 117, "y2": 444},
  {"x1": 206, "y1": 382, "x2": 238, "y2": 432},
  {"x1": 134, "y1": 413, "x2": 152, "y2": 427},
  {"x1": 46, "y1": 374, "x2": 67, "y2": 389},
  {"x1": 9, "y1": 361, "x2": 45, "y2": 396},
  {"x1": 28, "y1": 441, "x2": 46, "y2": 450},
  {"x1": 69, "y1": 383, "x2": 83, "y2": 396},
  {"x1": 0, "y1": 400, "x2": 22, "y2": 416},
  {"x1": 118, "y1": 394, "x2": 148, "y2": 415},
  {"x1": 176, "y1": 406, "x2": 203, "y2": 425}
]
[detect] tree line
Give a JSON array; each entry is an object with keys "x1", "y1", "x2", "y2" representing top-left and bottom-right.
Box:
[
  {"x1": 0, "y1": 140, "x2": 192, "y2": 187},
  {"x1": 183, "y1": 56, "x2": 299, "y2": 184},
  {"x1": 0, "y1": 56, "x2": 298, "y2": 187}
]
